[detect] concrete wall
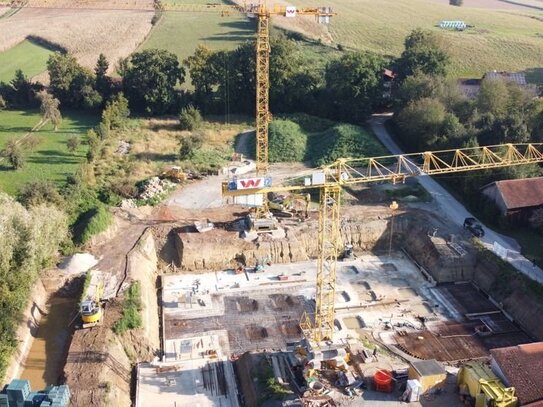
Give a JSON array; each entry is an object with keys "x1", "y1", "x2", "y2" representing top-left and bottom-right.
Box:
[
  {"x1": 472, "y1": 257, "x2": 543, "y2": 341},
  {"x1": 403, "y1": 229, "x2": 476, "y2": 283}
]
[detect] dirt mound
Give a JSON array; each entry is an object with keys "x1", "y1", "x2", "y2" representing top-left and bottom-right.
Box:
[{"x1": 57, "y1": 253, "x2": 98, "y2": 275}]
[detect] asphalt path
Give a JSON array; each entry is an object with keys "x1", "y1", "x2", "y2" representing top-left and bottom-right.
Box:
[{"x1": 370, "y1": 114, "x2": 543, "y2": 284}]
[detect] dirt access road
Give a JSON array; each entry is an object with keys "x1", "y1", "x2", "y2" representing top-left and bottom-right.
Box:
[
  {"x1": 370, "y1": 114, "x2": 543, "y2": 284},
  {"x1": 164, "y1": 129, "x2": 310, "y2": 210}
]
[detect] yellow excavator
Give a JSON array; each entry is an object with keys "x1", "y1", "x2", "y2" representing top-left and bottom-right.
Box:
[
  {"x1": 268, "y1": 193, "x2": 311, "y2": 218},
  {"x1": 160, "y1": 166, "x2": 188, "y2": 183},
  {"x1": 80, "y1": 271, "x2": 104, "y2": 328}
]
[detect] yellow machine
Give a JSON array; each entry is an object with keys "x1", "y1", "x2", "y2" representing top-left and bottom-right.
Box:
[
  {"x1": 80, "y1": 271, "x2": 104, "y2": 328},
  {"x1": 458, "y1": 362, "x2": 517, "y2": 407},
  {"x1": 160, "y1": 166, "x2": 188, "y2": 183},
  {"x1": 269, "y1": 193, "x2": 311, "y2": 218}
]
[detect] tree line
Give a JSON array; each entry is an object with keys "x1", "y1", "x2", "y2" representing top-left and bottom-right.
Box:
[{"x1": 1, "y1": 28, "x2": 542, "y2": 228}]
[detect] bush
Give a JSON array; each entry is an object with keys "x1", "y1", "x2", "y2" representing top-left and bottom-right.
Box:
[
  {"x1": 179, "y1": 133, "x2": 204, "y2": 160},
  {"x1": 18, "y1": 180, "x2": 64, "y2": 208},
  {"x1": 309, "y1": 124, "x2": 387, "y2": 166},
  {"x1": 179, "y1": 105, "x2": 203, "y2": 131},
  {"x1": 268, "y1": 119, "x2": 307, "y2": 163},
  {"x1": 110, "y1": 179, "x2": 138, "y2": 198},
  {"x1": 67, "y1": 136, "x2": 80, "y2": 153},
  {"x1": 113, "y1": 281, "x2": 142, "y2": 334},
  {"x1": 3, "y1": 140, "x2": 25, "y2": 169},
  {"x1": 450, "y1": 0, "x2": 463, "y2": 5},
  {"x1": 78, "y1": 205, "x2": 112, "y2": 244}
]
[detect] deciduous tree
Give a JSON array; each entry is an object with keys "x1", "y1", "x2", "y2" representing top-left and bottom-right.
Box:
[
  {"x1": 47, "y1": 53, "x2": 102, "y2": 109},
  {"x1": 324, "y1": 51, "x2": 387, "y2": 122},
  {"x1": 122, "y1": 49, "x2": 185, "y2": 115},
  {"x1": 37, "y1": 91, "x2": 62, "y2": 130},
  {"x1": 396, "y1": 29, "x2": 450, "y2": 79}
]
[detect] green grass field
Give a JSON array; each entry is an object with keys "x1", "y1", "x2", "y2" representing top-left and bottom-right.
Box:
[
  {"x1": 0, "y1": 110, "x2": 97, "y2": 195},
  {"x1": 139, "y1": 9, "x2": 254, "y2": 65},
  {"x1": 294, "y1": 0, "x2": 543, "y2": 78},
  {"x1": 0, "y1": 40, "x2": 53, "y2": 83}
]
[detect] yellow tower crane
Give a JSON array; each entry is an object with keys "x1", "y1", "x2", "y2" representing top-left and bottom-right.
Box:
[
  {"x1": 159, "y1": 1, "x2": 335, "y2": 177},
  {"x1": 159, "y1": 1, "x2": 335, "y2": 224},
  {"x1": 223, "y1": 143, "x2": 543, "y2": 342}
]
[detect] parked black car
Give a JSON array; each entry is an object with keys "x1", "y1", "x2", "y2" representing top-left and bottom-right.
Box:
[{"x1": 463, "y1": 217, "x2": 485, "y2": 237}]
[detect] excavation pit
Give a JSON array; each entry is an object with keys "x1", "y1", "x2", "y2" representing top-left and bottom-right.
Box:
[
  {"x1": 344, "y1": 316, "x2": 365, "y2": 329},
  {"x1": 231, "y1": 297, "x2": 258, "y2": 313},
  {"x1": 367, "y1": 290, "x2": 378, "y2": 302},
  {"x1": 337, "y1": 291, "x2": 351, "y2": 303},
  {"x1": 269, "y1": 294, "x2": 297, "y2": 310},
  {"x1": 381, "y1": 263, "x2": 397, "y2": 272},
  {"x1": 280, "y1": 321, "x2": 302, "y2": 337},
  {"x1": 245, "y1": 325, "x2": 268, "y2": 340},
  {"x1": 359, "y1": 281, "x2": 371, "y2": 290}
]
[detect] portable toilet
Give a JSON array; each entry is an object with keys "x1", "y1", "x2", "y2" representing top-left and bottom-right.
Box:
[{"x1": 404, "y1": 379, "x2": 423, "y2": 402}]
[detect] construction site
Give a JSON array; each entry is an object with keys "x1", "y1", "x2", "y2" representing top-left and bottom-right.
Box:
[
  {"x1": 2, "y1": 0, "x2": 543, "y2": 406},
  {"x1": 128, "y1": 184, "x2": 541, "y2": 407}
]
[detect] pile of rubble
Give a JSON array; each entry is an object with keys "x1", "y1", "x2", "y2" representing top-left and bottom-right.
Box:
[
  {"x1": 120, "y1": 199, "x2": 137, "y2": 209},
  {"x1": 139, "y1": 177, "x2": 175, "y2": 200},
  {"x1": 116, "y1": 140, "x2": 131, "y2": 155}
]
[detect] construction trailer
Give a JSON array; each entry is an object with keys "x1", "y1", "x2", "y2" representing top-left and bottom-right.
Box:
[
  {"x1": 457, "y1": 362, "x2": 517, "y2": 407},
  {"x1": 408, "y1": 359, "x2": 446, "y2": 393}
]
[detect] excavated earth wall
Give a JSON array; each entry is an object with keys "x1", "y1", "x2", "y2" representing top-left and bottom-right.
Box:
[
  {"x1": 64, "y1": 229, "x2": 159, "y2": 406},
  {"x1": 4, "y1": 279, "x2": 49, "y2": 382},
  {"x1": 404, "y1": 228, "x2": 477, "y2": 282},
  {"x1": 175, "y1": 215, "x2": 411, "y2": 272}
]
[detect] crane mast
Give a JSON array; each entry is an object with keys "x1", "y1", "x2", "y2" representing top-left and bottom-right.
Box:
[{"x1": 255, "y1": 1, "x2": 271, "y2": 177}]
